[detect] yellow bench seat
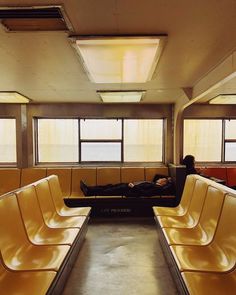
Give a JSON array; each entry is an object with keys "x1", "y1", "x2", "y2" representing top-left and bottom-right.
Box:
[
  {"x1": 35, "y1": 179, "x2": 87, "y2": 229},
  {"x1": 162, "y1": 185, "x2": 226, "y2": 245},
  {"x1": 182, "y1": 269, "x2": 236, "y2": 295},
  {"x1": 47, "y1": 175, "x2": 91, "y2": 216},
  {"x1": 16, "y1": 186, "x2": 81, "y2": 246},
  {"x1": 0, "y1": 194, "x2": 70, "y2": 272},
  {"x1": 170, "y1": 194, "x2": 236, "y2": 273},
  {"x1": 0, "y1": 258, "x2": 56, "y2": 295},
  {"x1": 157, "y1": 178, "x2": 208, "y2": 228},
  {"x1": 153, "y1": 174, "x2": 196, "y2": 217}
]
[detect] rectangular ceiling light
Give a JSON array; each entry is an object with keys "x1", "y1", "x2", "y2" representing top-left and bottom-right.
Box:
[
  {"x1": 209, "y1": 94, "x2": 236, "y2": 104},
  {"x1": 98, "y1": 91, "x2": 145, "y2": 103},
  {"x1": 0, "y1": 92, "x2": 30, "y2": 103},
  {"x1": 74, "y1": 36, "x2": 166, "y2": 83}
]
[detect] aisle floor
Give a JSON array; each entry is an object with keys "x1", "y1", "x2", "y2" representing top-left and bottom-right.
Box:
[{"x1": 62, "y1": 218, "x2": 178, "y2": 295}]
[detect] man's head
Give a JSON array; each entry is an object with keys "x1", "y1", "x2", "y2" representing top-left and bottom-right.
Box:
[
  {"x1": 156, "y1": 177, "x2": 171, "y2": 186},
  {"x1": 182, "y1": 155, "x2": 195, "y2": 168}
]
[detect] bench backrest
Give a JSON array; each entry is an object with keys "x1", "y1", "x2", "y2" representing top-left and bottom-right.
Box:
[
  {"x1": 226, "y1": 168, "x2": 236, "y2": 187},
  {"x1": 46, "y1": 168, "x2": 71, "y2": 196},
  {"x1": 34, "y1": 179, "x2": 56, "y2": 219},
  {"x1": 97, "y1": 167, "x2": 121, "y2": 185},
  {"x1": 71, "y1": 168, "x2": 96, "y2": 197},
  {"x1": 21, "y1": 168, "x2": 47, "y2": 187},
  {"x1": 178, "y1": 175, "x2": 197, "y2": 213},
  {"x1": 186, "y1": 178, "x2": 208, "y2": 223},
  {"x1": 121, "y1": 167, "x2": 145, "y2": 183},
  {"x1": 0, "y1": 169, "x2": 21, "y2": 195},
  {"x1": 214, "y1": 194, "x2": 236, "y2": 264},
  {"x1": 16, "y1": 185, "x2": 44, "y2": 239},
  {"x1": 0, "y1": 166, "x2": 172, "y2": 197},
  {"x1": 198, "y1": 185, "x2": 226, "y2": 241},
  {"x1": 47, "y1": 175, "x2": 65, "y2": 211},
  {"x1": 0, "y1": 193, "x2": 28, "y2": 262}
]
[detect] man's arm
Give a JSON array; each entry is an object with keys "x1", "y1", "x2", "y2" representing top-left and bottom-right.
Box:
[{"x1": 129, "y1": 181, "x2": 152, "y2": 188}]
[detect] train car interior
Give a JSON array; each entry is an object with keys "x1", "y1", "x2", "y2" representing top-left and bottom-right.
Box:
[{"x1": 0, "y1": 1, "x2": 236, "y2": 294}]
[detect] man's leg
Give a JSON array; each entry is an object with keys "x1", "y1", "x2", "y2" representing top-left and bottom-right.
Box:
[
  {"x1": 102, "y1": 183, "x2": 129, "y2": 196},
  {"x1": 80, "y1": 181, "x2": 115, "y2": 196}
]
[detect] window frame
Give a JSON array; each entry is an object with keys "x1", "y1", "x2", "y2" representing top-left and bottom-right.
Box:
[
  {"x1": 34, "y1": 117, "x2": 165, "y2": 165},
  {"x1": 34, "y1": 117, "x2": 80, "y2": 165},
  {"x1": 80, "y1": 118, "x2": 123, "y2": 163},
  {"x1": 183, "y1": 118, "x2": 236, "y2": 164},
  {"x1": 223, "y1": 119, "x2": 236, "y2": 163}
]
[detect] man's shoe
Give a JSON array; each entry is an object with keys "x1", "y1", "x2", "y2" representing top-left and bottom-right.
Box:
[{"x1": 80, "y1": 180, "x2": 88, "y2": 196}]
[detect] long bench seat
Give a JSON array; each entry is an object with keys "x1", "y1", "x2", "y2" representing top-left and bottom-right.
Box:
[
  {"x1": 0, "y1": 166, "x2": 179, "y2": 217},
  {"x1": 0, "y1": 176, "x2": 91, "y2": 295},
  {"x1": 197, "y1": 166, "x2": 236, "y2": 187},
  {"x1": 153, "y1": 174, "x2": 236, "y2": 295},
  {"x1": 16, "y1": 185, "x2": 81, "y2": 246},
  {"x1": 0, "y1": 167, "x2": 169, "y2": 196},
  {"x1": 1, "y1": 166, "x2": 236, "y2": 197},
  {"x1": 65, "y1": 164, "x2": 176, "y2": 217}
]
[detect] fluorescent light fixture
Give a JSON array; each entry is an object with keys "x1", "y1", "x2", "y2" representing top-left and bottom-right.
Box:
[
  {"x1": 74, "y1": 36, "x2": 166, "y2": 83},
  {"x1": 0, "y1": 92, "x2": 30, "y2": 103},
  {"x1": 209, "y1": 94, "x2": 236, "y2": 104},
  {"x1": 98, "y1": 91, "x2": 145, "y2": 103}
]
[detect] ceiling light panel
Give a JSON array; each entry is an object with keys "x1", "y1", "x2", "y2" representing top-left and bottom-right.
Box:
[
  {"x1": 0, "y1": 92, "x2": 30, "y2": 103},
  {"x1": 75, "y1": 37, "x2": 166, "y2": 83},
  {"x1": 98, "y1": 91, "x2": 144, "y2": 103},
  {"x1": 209, "y1": 94, "x2": 236, "y2": 104}
]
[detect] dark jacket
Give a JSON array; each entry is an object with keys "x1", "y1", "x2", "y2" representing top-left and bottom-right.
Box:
[{"x1": 84, "y1": 174, "x2": 175, "y2": 197}]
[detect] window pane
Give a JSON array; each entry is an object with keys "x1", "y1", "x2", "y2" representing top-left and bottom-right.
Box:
[
  {"x1": 0, "y1": 119, "x2": 16, "y2": 162},
  {"x1": 124, "y1": 119, "x2": 163, "y2": 162},
  {"x1": 225, "y1": 120, "x2": 236, "y2": 139},
  {"x1": 184, "y1": 119, "x2": 222, "y2": 161},
  {"x1": 80, "y1": 119, "x2": 122, "y2": 139},
  {"x1": 37, "y1": 119, "x2": 78, "y2": 162},
  {"x1": 81, "y1": 142, "x2": 121, "y2": 161},
  {"x1": 225, "y1": 142, "x2": 236, "y2": 161}
]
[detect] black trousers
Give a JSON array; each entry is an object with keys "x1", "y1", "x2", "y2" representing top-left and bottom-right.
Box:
[
  {"x1": 85, "y1": 182, "x2": 170, "y2": 197},
  {"x1": 86, "y1": 183, "x2": 130, "y2": 196}
]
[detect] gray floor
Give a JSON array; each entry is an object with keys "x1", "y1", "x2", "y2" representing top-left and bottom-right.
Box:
[{"x1": 62, "y1": 218, "x2": 178, "y2": 295}]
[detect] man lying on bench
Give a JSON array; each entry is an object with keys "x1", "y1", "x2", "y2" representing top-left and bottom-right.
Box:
[{"x1": 80, "y1": 175, "x2": 175, "y2": 197}]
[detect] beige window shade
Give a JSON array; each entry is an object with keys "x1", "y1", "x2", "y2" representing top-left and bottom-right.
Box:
[
  {"x1": 37, "y1": 119, "x2": 78, "y2": 162},
  {"x1": 124, "y1": 119, "x2": 163, "y2": 162},
  {"x1": 184, "y1": 119, "x2": 222, "y2": 162},
  {"x1": 0, "y1": 119, "x2": 16, "y2": 162}
]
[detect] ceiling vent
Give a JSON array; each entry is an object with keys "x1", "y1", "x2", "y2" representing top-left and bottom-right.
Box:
[{"x1": 0, "y1": 6, "x2": 73, "y2": 32}]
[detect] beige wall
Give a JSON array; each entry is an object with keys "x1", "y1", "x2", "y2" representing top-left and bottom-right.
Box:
[{"x1": 183, "y1": 105, "x2": 236, "y2": 118}]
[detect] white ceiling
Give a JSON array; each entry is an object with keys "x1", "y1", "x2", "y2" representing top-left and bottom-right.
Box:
[{"x1": 0, "y1": 0, "x2": 236, "y2": 105}]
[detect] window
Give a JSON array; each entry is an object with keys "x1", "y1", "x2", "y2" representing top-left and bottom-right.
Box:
[
  {"x1": 80, "y1": 119, "x2": 122, "y2": 162},
  {"x1": 184, "y1": 119, "x2": 222, "y2": 162},
  {"x1": 124, "y1": 119, "x2": 163, "y2": 161},
  {"x1": 0, "y1": 118, "x2": 17, "y2": 163},
  {"x1": 184, "y1": 119, "x2": 236, "y2": 163},
  {"x1": 35, "y1": 118, "x2": 164, "y2": 163},
  {"x1": 224, "y1": 120, "x2": 236, "y2": 161},
  {"x1": 37, "y1": 119, "x2": 78, "y2": 163}
]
